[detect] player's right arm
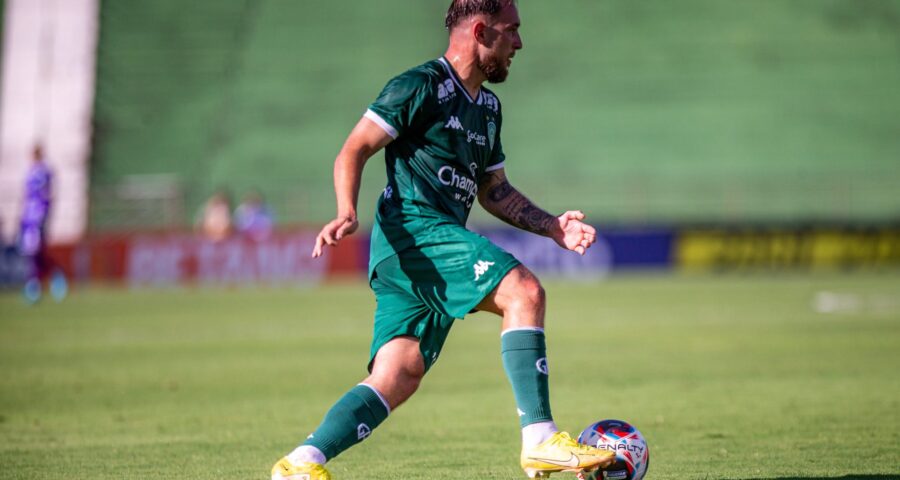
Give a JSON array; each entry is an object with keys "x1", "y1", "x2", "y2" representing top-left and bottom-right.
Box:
[{"x1": 311, "y1": 117, "x2": 393, "y2": 258}]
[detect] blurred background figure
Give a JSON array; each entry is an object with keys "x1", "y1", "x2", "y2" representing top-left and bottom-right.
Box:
[
  {"x1": 18, "y1": 144, "x2": 67, "y2": 304},
  {"x1": 234, "y1": 189, "x2": 274, "y2": 241},
  {"x1": 196, "y1": 189, "x2": 234, "y2": 242}
]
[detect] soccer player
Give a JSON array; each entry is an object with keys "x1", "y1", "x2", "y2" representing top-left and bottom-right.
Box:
[
  {"x1": 273, "y1": 1, "x2": 614, "y2": 478},
  {"x1": 18, "y1": 144, "x2": 66, "y2": 303}
]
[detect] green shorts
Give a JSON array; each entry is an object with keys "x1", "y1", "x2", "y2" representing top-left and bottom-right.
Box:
[{"x1": 368, "y1": 227, "x2": 519, "y2": 372}]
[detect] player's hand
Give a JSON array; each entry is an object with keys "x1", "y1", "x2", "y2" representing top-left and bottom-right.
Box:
[
  {"x1": 311, "y1": 215, "x2": 359, "y2": 258},
  {"x1": 552, "y1": 210, "x2": 597, "y2": 255}
]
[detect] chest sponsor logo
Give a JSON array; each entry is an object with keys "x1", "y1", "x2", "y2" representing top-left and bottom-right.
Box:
[
  {"x1": 438, "y1": 165, "x2": 478, "y2": 208},
  {"x1": 437, "y1": 79, "x2": 456, "y2": 103},
  {"x1": 443, "y1": 114, "x2": 490, "y2": 149},
  {"x1": 445, "y1": 115, "x2": 464, "y2": 131},
  {"x1": 467, "y1": 130, "x2": 487, "y2": 146},
  {"x1": 473, "y1": 260, "x2": 495, "y2": 281}
]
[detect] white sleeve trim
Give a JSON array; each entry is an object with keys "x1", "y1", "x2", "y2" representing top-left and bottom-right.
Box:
[
  {"x1": 364, "y1": 109, "x2": 399, "y2": 139},
  {"x1": 485, "y1": 161, "x2": 505, "y2": 173}
]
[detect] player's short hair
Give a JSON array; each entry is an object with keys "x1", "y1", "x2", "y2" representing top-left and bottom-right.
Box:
[{"x1": 445, "y1": 0, "x2": 516, "y2": 31}]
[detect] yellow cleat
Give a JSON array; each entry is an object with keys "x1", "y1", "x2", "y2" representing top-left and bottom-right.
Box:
[
  {"x1": 520, "y1": 431, "x2": 616, "y2": 478},
  {"x1": 271, "y1": 457, "x2": 333, "y2": 480}
]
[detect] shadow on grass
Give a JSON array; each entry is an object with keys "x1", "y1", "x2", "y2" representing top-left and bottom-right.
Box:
[{"x1": 736, "y1": 476, "x2": 900, "y2": 480}]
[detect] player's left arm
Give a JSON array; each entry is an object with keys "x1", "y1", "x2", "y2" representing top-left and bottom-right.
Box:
[{"x1": 477, "y1": 167, "x2": 596, "y2": 255}]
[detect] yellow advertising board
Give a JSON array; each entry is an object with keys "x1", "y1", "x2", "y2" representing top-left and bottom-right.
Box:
[{"x1": 677, "y1": 228, "x2": 900, "y2": 271}]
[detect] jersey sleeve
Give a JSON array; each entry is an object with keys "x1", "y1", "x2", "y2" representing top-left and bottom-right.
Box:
[
  {"x1": 487, "y1": 136, "x2": 505, "y2": 172},
  {"x1": 365, "y1": 71, "x2": 432, "y2": 139}
]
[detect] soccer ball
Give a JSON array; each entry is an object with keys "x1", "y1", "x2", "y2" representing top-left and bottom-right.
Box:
[{"x1": 577, "y1": 419, "x2": 649, "y2": 480}]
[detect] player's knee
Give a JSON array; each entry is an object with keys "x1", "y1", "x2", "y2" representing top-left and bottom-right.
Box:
[
  {"x1": 393, "y1": 349, "x2": 425, "y2": 390},
  {"x1": 401, "y1": 356, "x2": 426, "y2": 383},
  {"x1": 392, "y1": 360, "x2": 425, "y2": 405},
  {"x1": 511, "y1": 272, "x2": 545, "y2": 316},
  {"x1": 401, "y1": 371, "x2": 423, "y2": 396},
  {"x1": 523, "y1": 278, "x2": 546, "y2": 313}
]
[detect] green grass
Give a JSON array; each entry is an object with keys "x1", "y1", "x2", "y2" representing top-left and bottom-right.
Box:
[{"x1": 1, "y1": 274, "x2": 899, "y2": 479}]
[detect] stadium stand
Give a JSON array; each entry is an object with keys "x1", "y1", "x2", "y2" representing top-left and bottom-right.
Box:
[{"x1": 90, "y1": 0, "x2": 900, "y2": 230}]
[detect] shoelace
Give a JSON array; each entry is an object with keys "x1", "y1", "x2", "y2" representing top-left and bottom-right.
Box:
[{"x1": 549, "y1": 432, "x2": 600, "y2": 454}]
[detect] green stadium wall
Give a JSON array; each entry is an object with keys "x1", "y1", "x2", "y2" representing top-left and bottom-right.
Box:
[{"x1": 90, "y1": 0, "x2": 900, "y2": 231}]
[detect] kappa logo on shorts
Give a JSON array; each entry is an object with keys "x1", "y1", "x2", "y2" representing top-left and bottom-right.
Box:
[
  {"x1": 473, "y1": 260, "x2": 495, "y2": 281},
  {"x1": 357, "y1": 423, "x2": 372, "y2": 440}
]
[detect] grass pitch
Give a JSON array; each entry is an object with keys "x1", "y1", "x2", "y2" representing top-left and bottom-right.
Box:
[{"x1": 1, "y1": 273, "x2": 898, "y2": 479}]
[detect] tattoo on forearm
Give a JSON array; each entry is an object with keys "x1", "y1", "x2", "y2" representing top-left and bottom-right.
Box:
[
  {"x1": 484, "y1": 180, "x2": 555, "y2": 235},
  {"x1": 517, "y1": 205, "x2": 554, "y2": 235},
  {"x1": 488, "y1": 180, "x2": 514, "y2": 202}
]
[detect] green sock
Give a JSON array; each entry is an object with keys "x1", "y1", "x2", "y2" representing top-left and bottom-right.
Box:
[
  {"x1": 303, "y1": 384, "x2": 390, "y2": 461},
  {"x1": 501, "y1": 329, "x2": 554, "y2": 427}
]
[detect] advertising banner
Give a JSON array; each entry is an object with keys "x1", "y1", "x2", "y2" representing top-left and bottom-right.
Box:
[
  {"x1": 0, "y1": 246, "x2": 29, "y2": 286},
  {"x1": 677, "y1": 227, "x2": 900, "y2": 270},
  {"x1": 477, "y1": 226, "x2": 675, "y2": 277},
  {"x1": 6, "y1": 224, "x2": 894, "y2": 288},
  {"x1": 45, "y1": 231, "x2": 365, "y2": 287}
]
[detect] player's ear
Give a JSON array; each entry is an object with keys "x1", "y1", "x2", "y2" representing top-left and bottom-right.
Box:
[{"x1": 473, "y1": 21, "x2": 487, "y2": 45}]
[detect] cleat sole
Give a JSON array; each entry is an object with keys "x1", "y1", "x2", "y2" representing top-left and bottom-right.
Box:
[{"x1": 524, "y1": 469, "x2": 552, "y2": 478}]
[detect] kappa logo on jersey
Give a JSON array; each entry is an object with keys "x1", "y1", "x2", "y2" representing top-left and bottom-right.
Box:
[
  {"x1": 536, "y1": 357, "x2": 549, "y2": 375},
  {"x1": 383, "y1": 185, "x2": 393, "y2": 199},
  {"x1": 445, "y1": 115, "x2": 464, "y2": 131},
  {"x1": 357, "y1": 423, "x2": 372, "y2": 440},
  {"x1": 473, "y1": 260, "x2": 495, "y2": 281},
  {"x1": 437, "y1": 79, "x2": 456, "y2": 102},
  {"x1": 468, "y1": 162, "x2": 478, "y2": 176}
]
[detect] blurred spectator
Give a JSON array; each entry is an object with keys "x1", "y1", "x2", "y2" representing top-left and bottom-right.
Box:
[
  {"x1": 0, "y1": 218, "x2": 11, "y2": 288},
  {"x1": 196, "y1": 189, "x2": 234, "y2": 242},
  {"x1": 234, "y1": 189, "x2": 274, "y2": 241},
  {"x1": 18, "y1": 144, "x2": 67, "y2": 303}
]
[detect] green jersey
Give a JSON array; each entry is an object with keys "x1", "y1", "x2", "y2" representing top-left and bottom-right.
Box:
[{"x1": 366, "y1": 57, "x2": 506, "y2": 276}]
